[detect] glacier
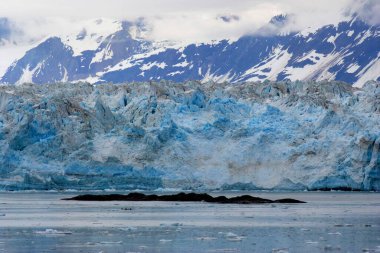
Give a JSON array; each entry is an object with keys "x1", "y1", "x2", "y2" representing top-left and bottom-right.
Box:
[{"x1": 0, "y1": 80, "x2": 379, "y2": 191}]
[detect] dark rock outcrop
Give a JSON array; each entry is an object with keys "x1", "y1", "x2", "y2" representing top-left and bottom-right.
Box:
[{"x1": 63, "y1": 192, "x2": 306, "y2": 204}]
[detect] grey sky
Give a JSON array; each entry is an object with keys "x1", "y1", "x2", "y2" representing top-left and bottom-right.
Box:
[{"x1": 0, "y1": 0, "x2": 377, "y2": 42}]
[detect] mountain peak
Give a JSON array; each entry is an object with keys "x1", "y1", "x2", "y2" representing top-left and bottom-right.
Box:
[
  {"x1": 269, "y1": 14, "x2": 289, "y2": 27},
  {"x1": 254, "y1": 14, "x2": 295, "y2": 36}
]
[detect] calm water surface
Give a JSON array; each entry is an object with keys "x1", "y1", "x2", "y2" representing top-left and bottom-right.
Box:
[{"x1": 0, "y1": 191, "x2": 379, "y2": 253}]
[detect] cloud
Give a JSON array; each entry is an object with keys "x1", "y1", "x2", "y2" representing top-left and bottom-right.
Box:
[
  {"x1": 348, "y1": 0, "x2": 380, "y2": 25},
  {"x1": 145, "y1": 5, "x2": 280, "y2": 42},
  {"x1": 0, "y1": 18, "x2": 12, "y2": 39},
  {"x1": 0, "y1": 0, "x2": 373, "y2": 43}
]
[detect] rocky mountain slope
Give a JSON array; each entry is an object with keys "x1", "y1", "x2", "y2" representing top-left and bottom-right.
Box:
[
  {"x1": 1, "y1": 15, "x2": 379, "y2": 86},
  {"x1": 0, "y1": 81, "x2": 379, "y2": 191}
]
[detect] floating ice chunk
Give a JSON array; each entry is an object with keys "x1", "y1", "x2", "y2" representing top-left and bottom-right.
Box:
[
  {"x1": 328, "y1": 232, "x2": 342, "y2": 236},
  {"x1": 196, "y1": 236, "x2": 217, "y2": 241},
  {"x1": 35, "y1": 229, "x2": 72, "y2": 235},
  {"x1": 119, "y1": 226, "x2": 137, "y2": 231},
  {"x1": 99, "y1": 241, "x2": 123, "y2": 244},
  {"x1": 159, "y1": 239, "x2": 172, "y2": 243},
  {"x1": 226, "y1": 237, "x2": 244, "y2": 242},
  {"x1": 272, "y1": 248, "x2": 289, "y2": 253},
  {"x1": 305, "y1": 240, "x2": 319, "y2": 244},
  {"x1": 207, "y1": 249, "x2": 239, "y2": 252},
  {"x1": 225, "y1": 232, "x2": 238, "y2": 237},
  {"x1": 225, "y1": 232, "x2": 245, "y2": 241}
]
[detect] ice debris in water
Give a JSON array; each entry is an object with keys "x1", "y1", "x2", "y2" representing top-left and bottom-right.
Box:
[
  {"x1": 99, "y1": 241, "x2": 123, "y2": 244},
  {"x1": 305, "y1": 240, "x2": 319, "y2": 244},
  {"x1": 328, "y1": 232, "x2": 342, "y2": 236},
  {"x1": 159, "y1": 239, "x2": 172, "y2": 243},
  {"x1": 119, "y1": 226, "x2": 137, "y2": 231},
  {"x1": 196, "y1": 236, "x2": 218, "y2": 240},
  {"x1": 207, "y1": 249, "x2": 239, "y2": 252},
  {"x1": 35, "y1": 229, "x2": 72, "y2": 235},
  {"x1": 272, "y1": 248, "x2": 289, "y2": 253},
  {"x1": 224, "y1": 232, "x2": 245, "y2": 241}
]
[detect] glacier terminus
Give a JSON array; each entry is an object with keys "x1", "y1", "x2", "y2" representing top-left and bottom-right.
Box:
[{"x1": 0, "y1": 80, "x2": 379, "y2": 191}]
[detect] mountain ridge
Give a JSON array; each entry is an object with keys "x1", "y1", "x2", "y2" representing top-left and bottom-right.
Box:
[{"x1": 0, "y1": 15, "x2": 379, "y2": 87}]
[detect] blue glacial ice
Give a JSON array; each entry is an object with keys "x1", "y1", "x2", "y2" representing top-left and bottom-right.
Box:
[{"x1": 0, "y1": 80, "x2": 379, "y2": 191}]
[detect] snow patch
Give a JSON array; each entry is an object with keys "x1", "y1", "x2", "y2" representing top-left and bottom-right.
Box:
[
  {"x1": 167, "y1": 71, "x2": 184, "y2": 76},
  {"x1": 16, "y1": 63, "x2": 43, "y2": 85},
  {"x1": 242, "y1": 46, "x2": 292, "y2": 81},
  {"x1": 354, "y1": 53, "x2": 380, "y2": 87},
  {"x1": 346, "y1": 63, "x2": 360, "y2": 74},
  {"x1": 355, "y1": 31, "x2": 372, "y2": 45},
  {"x1": 140, "y1": 62, "x2": 167, "y2": 71},
  {"x1": 173, "y1": 60, "x2": 190, "y2": 68},
  {"x1": 285, "y1": 52, "x2": 342, "y2": 81},
  {"x1": 91, "y1": 43, "x2": 114, "y2": 64}
]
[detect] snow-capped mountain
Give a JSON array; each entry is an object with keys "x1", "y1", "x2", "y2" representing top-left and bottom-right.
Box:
[
  {"x1": 0, "y1": 19, "x2": 153, "y2": 84},
  {"x1": 1, "y1": 15, "x2": 379, "y2": 87}
]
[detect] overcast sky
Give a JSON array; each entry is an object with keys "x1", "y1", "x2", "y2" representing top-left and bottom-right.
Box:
[{"x1": 0, "y1": 0, "x2": 378, "y2": 42}]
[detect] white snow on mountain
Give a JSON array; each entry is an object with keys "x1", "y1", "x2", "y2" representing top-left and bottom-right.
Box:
[
  {"x1": 0, "y1": 14, "x2": 379, "y2": 87},
  {"x1": 354, "y1": 53, "x2": 380, "y2": 87},
  {"x1": 241, "y1": 46, "x2": 292, "y2": 82},
  {"x1": 63, "y1": 18, "x2": 122, "y2": 56}
]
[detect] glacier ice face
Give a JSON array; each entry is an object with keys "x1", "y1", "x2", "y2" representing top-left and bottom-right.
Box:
[{"x1": 0, "y1": 81, "x2": 379, "y2": 191}]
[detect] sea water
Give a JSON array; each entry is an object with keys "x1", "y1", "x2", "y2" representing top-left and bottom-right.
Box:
[{"x1": 0, "y1": 192, "x2": 379, "y2": 253}]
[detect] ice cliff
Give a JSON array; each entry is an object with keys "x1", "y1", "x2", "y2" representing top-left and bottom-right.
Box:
[{"x1": 0, "y1": 81, "x2": 379, "y2": 191}]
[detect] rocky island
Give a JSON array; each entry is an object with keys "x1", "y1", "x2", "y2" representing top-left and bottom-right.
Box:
[{"x1": 63, "y1": 192, "x2": 306, "y2": 204}]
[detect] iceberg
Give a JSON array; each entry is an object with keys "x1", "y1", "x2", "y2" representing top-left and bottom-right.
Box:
[{"x1": 0, "y1": 80, "x2": 379, "y2": 191}]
